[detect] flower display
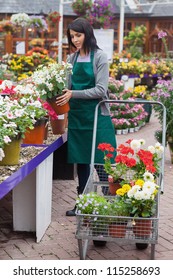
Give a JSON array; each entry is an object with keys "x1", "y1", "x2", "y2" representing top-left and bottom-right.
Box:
[
  {"x1": 108, "y1": 77, "x2": 124, "y2": 94},
  {"x1": 109, "y1": 54, "x2": 173, "y2": 79},
  {"x1": 0, "y1": 96, "x2": 34, "y2": 160},
  {"x1": 131, "y1": 85, "x2": 150, "y2": 100},
  {"x1": 151, "y1": 78, "x2": 173, "y2": 139},
  {"x1": 30, "y1": 16, "x2": 48, "y2": 30},
  {"x1": 72, "y1": 0, "x2": 92, "y2": 16},
  {"x1": 0, "y1": 20, "x2": 15, "y2": 34},
  {"x1": 0, "y1": 80, "x2": 16, "y2": 95},
  {"x1": 88, "y1": 0, "x2": 114, "y2": 28},
  {"x1": 72, "y1": 0, "x2": 113, "y2": 28},
  {"x1": 31, "y1": 62, "x2": 72, "y2": 100},
  {"x1": 6, "y1": 53, "x2": 53, "y2": 81},
  {"x1": 158, "y1": 30, "x2": 169, "y2": 59},
  {"x1": 47, "y1": 11, "x2": 61, "y2": 25},
  {"x1": 116, "y1": 177, "x2": 159, "y2": 218},
  {"x1": 97, "y1": 138, "x2": 164, "y2": 184},
  {"x1": 76, "y1": 192, "x2": 110, "y2": 215},
  {"x1": 10, "y1": 13, "x2": 31, "y2": 27}
]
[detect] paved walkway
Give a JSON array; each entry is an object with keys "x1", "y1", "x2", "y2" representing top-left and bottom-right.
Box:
[{"x1": 0, "y1": 113, "x2": 173, "y2": 260}]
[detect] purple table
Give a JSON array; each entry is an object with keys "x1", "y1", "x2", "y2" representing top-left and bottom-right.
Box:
[{"x1": 0, "y1": 133, "x2": 67, "y2": 242}]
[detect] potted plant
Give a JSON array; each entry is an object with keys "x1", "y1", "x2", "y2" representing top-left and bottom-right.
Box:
[
  {"x1": 76, "y1": 192, "x2": 110, "y2": 239},
  {"x1": 88, "y1": 0, "x2": 114, "y2": 29},
  {"x1": 72, "y1": 0, "x2": 92, "y2": 16},
  {"x1": 10, "y1": 13, "x2": 31, "y2": 27},
  {"x1": 151, "y1": 78, "x2": 173, "y2": 163},
  {"x1": 108, "y1": 196, "x2": 130, "y2": 238},
  {"x1": 0, "y1": 95, "x2": 37, "y2": 164},
  {"x1": 31, "y1": 62, "x2": 72, "y2": 115},
  {"x1": 47, "y1": 11, "x2": 61, "y2": 26},
  {"x1": 124, "y1": 25, "x2": 147, "y2": 59},
  {"x1": 97, "y1": 138, "x2": 164, "y2": 192}
]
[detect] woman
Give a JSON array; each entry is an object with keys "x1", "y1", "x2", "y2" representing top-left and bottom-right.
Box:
[{"x1": 56, "y1": 18, "x2": 116, "y2": 216}]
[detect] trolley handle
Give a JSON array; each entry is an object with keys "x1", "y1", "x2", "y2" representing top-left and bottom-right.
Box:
[{"x1": 91, "y1": 99, "x2": 166, "y2": 193}]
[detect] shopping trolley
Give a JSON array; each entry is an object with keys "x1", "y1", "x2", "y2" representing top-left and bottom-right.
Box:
[{"x1": 75, "y1": 100, "x2": 166, "y2": 260}]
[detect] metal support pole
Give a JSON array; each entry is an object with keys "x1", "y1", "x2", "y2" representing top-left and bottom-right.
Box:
[
  {"x1": 58, "y1": 0, "x2": 63, "y2": 63},
  {"x1": 119, "y1": 0, "x2": 125, "y2": 53}
]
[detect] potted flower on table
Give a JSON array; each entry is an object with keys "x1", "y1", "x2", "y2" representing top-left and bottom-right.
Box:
[
  {"x1": 31, "y1": 62, "x2": 72, "y2": 115},
  {"x1": 0, "y1": 95, "x2": 36, "y2": 165}
]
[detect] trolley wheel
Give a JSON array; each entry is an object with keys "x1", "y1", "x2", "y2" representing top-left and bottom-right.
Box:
[
  {"x1": 136, "y1": 243, "x2": 149, "y2": 250},
  {"x1": 93, "y1": 240, "x2": 107, "y2": 247}
]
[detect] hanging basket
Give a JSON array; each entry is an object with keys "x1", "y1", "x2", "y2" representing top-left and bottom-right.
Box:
[
  {"x1": 0, "y1": 138, "x2": 21, "y2": 166},
  {"x1": 23, "y1": 118, "x2": 48, "y2": 145},
  {"x1": 47, "y1": 96, "x2": 70, "y2": 115}
]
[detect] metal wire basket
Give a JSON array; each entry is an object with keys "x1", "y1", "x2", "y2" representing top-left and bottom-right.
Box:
[{"x1": 75, "y1": 100, "x2": 166, "y2": 260}]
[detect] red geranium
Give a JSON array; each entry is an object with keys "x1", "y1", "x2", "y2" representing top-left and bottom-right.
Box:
[{"x1": 98, "y1": 138, "x2": 164, "y2": 183}]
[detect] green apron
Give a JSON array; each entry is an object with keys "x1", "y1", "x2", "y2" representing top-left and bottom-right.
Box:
[{"x1": 68, "y1": 51, "x2": 116, "y2": 164}]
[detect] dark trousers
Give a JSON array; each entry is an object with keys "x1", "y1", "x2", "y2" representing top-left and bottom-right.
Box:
[{"x1": 77, "y1": 164, "x2": 108, "y2": 194}]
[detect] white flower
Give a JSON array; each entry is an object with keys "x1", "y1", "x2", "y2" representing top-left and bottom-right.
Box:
[
  {"x1": 142, "y1": 181, "x2": 157, "y2": 195},
  {"x1": 148, "y1": 145, "x2": 155, "y2": 154},
  {"x1": 127, "y1": 185, "x2": 141, "y2": 198},
  {"x1": 11, "y1": 13, "x2": 31, "y2": 27},
  {"x1": 143, "y1": 171, "x2": 154, "y2": 182},
  {"x1": 155, "y1": 142, "x2": 164, "y2": 155},
  {"x1": 133, "y1": 190, "x2": 143, "y2": 200},
  {"x1": 0, "y1": 80, "x2": 13, "y2": 90},
  {"x1": 130, "y1": 139, "x2": 141, "y2": 151},
  {"x1": 3, "y1": 136, "x2": 11, "y2": 144}
]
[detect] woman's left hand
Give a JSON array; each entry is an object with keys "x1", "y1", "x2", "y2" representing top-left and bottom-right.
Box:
[{"x1": 56, "y1": 89, "x2": 72, "y2": 106}]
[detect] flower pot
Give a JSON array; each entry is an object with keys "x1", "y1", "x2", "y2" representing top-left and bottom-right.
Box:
[
  {"x1": 47, "y1": 96, "x2": 70, "y2": 115},
  {"x1": 109, "y1": 223, "x2": 127, "y2": 238},
  {"x1": 108, "y1": 181, "x2": 122, "y2": 195},
  {"x1": 23, "y1": 118, "x2": 48, "y2": 145},
  {"x1": 122, "y1": 128, "x2": 128, "y2": 134},
  {"x1": 133, "y1": 219, "x2": 152, "y2": 238},
  {"x1": 50, "y1": 113, "x2": 67, "y2": 135},
  {"x1": 115, "y1": 129, "x2": 122, "y2": 135},
  {"x1": 129, "y1": 127, "x2": 135, "y2": 133},
  {"x1": 0, "y1": 138, "x2": 21, "y2": 166}
]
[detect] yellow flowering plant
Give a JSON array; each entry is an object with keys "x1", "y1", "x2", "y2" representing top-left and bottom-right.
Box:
[{"x1": 116, "y1": 176, "x2": 159, "y2": 218}]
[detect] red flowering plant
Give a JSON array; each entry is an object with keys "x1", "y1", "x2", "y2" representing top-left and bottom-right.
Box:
[
  {"x1": 0, "y1": 80, "x2": 16, "y2": 95},
  {"x1": 47, "y1": 11, "x2": 61, "y2": 26},
  {"x1": 97, "y1": 138, "x2": 164, "y2": 184}
]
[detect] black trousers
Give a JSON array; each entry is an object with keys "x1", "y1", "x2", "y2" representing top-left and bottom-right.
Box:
[{"x1": 77, "y1": 164, "x2": 108, "y2": 194}]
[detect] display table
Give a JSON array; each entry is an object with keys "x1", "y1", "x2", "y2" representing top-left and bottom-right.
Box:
[{"x1": 0, "y1": 132, "x2": 67, "y2": 242}]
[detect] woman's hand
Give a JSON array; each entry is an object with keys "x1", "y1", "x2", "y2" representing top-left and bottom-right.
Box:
[{"x1": 56, "y1": 89, "x2": 72, "y2": 106}]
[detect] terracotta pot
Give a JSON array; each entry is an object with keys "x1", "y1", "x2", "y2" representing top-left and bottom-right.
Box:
[
  {"x1": 109, "y1": 223, "x2": 127, "y2": 238},
  {"x1": 50, "y1": 113, "x2": 67, "y2": 135},
  {"x1": 108, "y1": 181, "x2": 122, "y2": 195},
  {"x1": 0, "y1": 138, "x2": 21, "y2": 166},
  {"x1": 133, "y1": 219, "x2": 152, "y2": 238},
  {"x1": 23, "y1": 118, "x2": 48, "y2": 145},
  {"x1": 47, "y1": 96, "x2": 70, "y2": 115}
]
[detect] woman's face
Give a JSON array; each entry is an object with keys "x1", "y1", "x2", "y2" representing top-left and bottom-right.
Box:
[{"x1": 70, "y1": 30, "x2": 85, "y2": 51}]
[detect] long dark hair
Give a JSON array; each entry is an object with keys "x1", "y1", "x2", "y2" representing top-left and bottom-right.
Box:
[{"x1": 67, "y1": 17, "x2": 99, "y2": 54}]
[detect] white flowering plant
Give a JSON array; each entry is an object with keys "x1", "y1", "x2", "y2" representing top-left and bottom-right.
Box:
[
  {"x1": 116, "y1": 175, "x2": 159, "y2": 218},
  {"x1": 0, "y1": 96, "x2": 34, "y2": 161},
  {"x1": 31, "y1": 62, "x2": 72, "y2": 100},
  {"x1": 0, "y1": 83, "x2": 48, "y2": 161},
  {"x1": 10, "y1": 13, "x2": 31, "y2": 27}
]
